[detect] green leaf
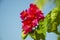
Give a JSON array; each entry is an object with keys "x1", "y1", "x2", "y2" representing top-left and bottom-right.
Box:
[
  {"x1": 21, "y1": 31, "x2": 28, "y2": 40},
  {"x1": 46, "y1": 7, "x2": 60, "y2": 35},
  {"x1": 37, "y1": 20, "x2": 47, "y2": 35},
  {"x1": 29, "y1": 31, "x2": 36, "y2": 39},
  {"x1": 45, "y1": 11, "x2": 51, "y2": 32},
  {"x1": 29, "y1": 30, "x2": 45, "y2": 40},
  {"x1": 29, "y1": 30, "x2": 40, "y2": 40},
  {"x1": 36, "y1": 19, "x2": 47, "y2": 40},
  {"x1": 51, "y1": 7, "x2": 60, "y2": 34}
]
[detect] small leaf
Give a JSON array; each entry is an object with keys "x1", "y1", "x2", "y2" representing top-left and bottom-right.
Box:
[
  {"x1": 21, "y1": 31, "x2": 28, "y2": 40},
  {"x1": 29, "y1": 30, "x2": 45, "y2": 40},
  {"x1": 29, "y1": 31, "x2": 36, "y2": 39}
]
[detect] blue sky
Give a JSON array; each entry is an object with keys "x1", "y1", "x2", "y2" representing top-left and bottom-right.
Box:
[{"x1": 0, "y1": 0, "x2": 58, "y2": 40}]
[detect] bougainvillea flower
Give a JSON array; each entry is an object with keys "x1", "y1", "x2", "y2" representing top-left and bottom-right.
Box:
[
  {"x1": 20, "y1": 3, "x2": 44, "y2": 34},
  {"x1": 20, "y1": 10, "x2": 28, "y2": 20}
]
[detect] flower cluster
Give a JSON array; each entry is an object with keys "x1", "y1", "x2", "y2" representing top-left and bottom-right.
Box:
[{"x1": 20, "y1": 3, "x2": 44, "y2": 34}]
